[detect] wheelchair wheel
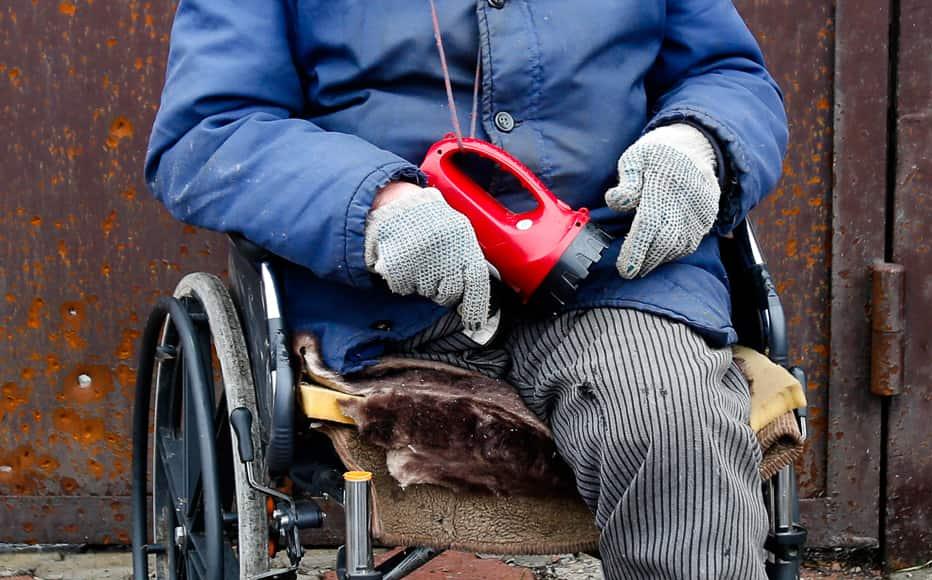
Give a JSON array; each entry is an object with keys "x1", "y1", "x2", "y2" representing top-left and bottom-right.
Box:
[
  {"x1": 150, "y1": 303, "x2": 225, "y2": 580},
  {"x1": 133, "y1": 273, "x2": 271, "y2": 579}
]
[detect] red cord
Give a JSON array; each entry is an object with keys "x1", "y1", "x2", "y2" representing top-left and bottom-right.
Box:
[
  {"x1": 470, "y1": 51, "x2": 481, "y2": 139},
  {"x1": 428, "y1": 0, "x2": 464, "y2": 148}
]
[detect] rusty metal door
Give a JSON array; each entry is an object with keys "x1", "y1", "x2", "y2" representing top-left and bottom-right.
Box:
[
  {"x1": 883, "y1": 0, "x2": 932, "y2": 568},
  {"x1": 746, "y1": 0, "x2": 931, "y2": 567},
  {"x1": 0, "y1": 0, "x2": 923, "y2": 560},
  {"x1": 736, "y1": 0, "x2": 888, "y2": 554},
  {"x1": 0, "y1": 1, "x2": 226, "y2": 542}
]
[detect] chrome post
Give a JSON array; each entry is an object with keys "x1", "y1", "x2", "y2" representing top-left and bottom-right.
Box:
[
  {"x1": 344, "y1": 471, "x2": 379, "y2": 579},
  {"x1": 776, "y1": 466, "x2": 793, "y2": 529}
]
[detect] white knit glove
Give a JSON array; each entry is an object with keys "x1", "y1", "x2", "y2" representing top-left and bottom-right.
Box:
[
  {"x1": 604, "y1": 124, "x2": 721, "y2": 279},
  {"x1": 364, "y1": 187, "x2": 491, "y2": 330}
]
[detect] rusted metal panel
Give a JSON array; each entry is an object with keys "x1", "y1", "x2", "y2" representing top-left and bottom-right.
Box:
[
  {"x1": 800, "y1": 0, "x2": 892, "y2": 549},
  {"x1": 0, "y1": 0, "x2": 226, "y2": 543},
  {"x1": 733, "y1": 0, "x2": 836, "y2": 502},
  {"x1": 886, "y1": 0, "x2": 932, "y2": 567},
  {"x1": 1, "y1": 497, "x2": 133, "y2": 545},
  {"x1": 869, "y1": 262, "x2": 905, "y2": 397}
]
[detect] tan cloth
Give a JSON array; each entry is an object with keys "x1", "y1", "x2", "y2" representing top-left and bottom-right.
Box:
[
  {"x1": 324, "y1": 425, "x2": 601, "y2": 554},
  {"x1": 732, "y1": 345, "x2": 808, "y2": 432},
  {"x1": 733, "y1": 345, "x2": 808, "y2": 480}
]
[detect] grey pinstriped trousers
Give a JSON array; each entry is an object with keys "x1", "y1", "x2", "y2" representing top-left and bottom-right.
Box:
[{"x1": 398, "y1": 308, "x2": 768, "y2": 579}]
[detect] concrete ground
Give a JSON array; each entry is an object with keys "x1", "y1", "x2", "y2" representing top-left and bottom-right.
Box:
[{"x1": 1, "y1": 547, "x2": 930, "y2": 580}]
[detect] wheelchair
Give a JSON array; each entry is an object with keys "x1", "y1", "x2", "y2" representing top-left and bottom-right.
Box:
[{"x1": 131, "y1": 220, "x2": 809, "y2": 580}]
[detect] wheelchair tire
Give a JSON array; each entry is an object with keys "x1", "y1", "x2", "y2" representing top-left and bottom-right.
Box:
[
  {"x1": 173, "y1": 273, "x2": 271, "y2": 579},
  {"x1": 135, "y1": 295, "x2": 228, "y2": 579}
]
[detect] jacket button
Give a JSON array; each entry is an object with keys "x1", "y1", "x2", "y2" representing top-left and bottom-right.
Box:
[
  {"x1": 370, "y1": 320, "x2": 393, "y2": 332},
  {"x1": 488, "y1": 0, "x2": 505, "y2": 8},
  {"x1": 494, "y1": 111, "x2": 515, "y2": 132}
]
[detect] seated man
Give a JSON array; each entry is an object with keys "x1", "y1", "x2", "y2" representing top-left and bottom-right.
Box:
[{"x1": 145, "y1": 1, "x2": 787, "y2": 578}]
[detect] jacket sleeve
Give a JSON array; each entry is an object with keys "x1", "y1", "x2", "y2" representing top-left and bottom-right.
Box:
[
  {"x1": 644, "y1": 0, "x2": 788, "y2": 234},
  {"x1": 144, "y1": 0, "x2": 424, "y2": 288}
]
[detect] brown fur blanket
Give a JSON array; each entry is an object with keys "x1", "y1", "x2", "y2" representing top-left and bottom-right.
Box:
[{"x1": 295, "y1": 333, "x2": 803, "y2": 497}]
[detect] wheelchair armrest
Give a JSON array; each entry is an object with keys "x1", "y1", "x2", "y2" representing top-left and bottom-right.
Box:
[
  {"x1": 748, "y1": 262, "x2": 789, "y2": 368},
  {"x1": 228, "y1": 233, "x2": 271, "y2": 264},
  {"x1": 226, "y1": 236, "x2": 295, "y2": 476},
  {"x1": 723, "y1": 221, "x2": 789, "y2": 366}
]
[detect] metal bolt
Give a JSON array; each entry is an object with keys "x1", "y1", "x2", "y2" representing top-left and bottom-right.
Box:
[
  {"x1": 516, "y1": 219, "x2": 533, "y2": 231},
  {"x1": 68, "y1": 307, "x2": 77, "y2": 316},
  {"x1": 77, "y1": 374, "x2": 92, "y2": 388},
  {"x1": 488, "y1": 0, "x2": 505, "y2": 8}
]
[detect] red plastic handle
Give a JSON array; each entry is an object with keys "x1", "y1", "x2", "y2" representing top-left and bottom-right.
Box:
[
  {"x1": 420, "y1": 135, "x2": 565, "y2": 226},
  {"x1": 420, "y1": 135, "x2": 590, "y2": 301}
]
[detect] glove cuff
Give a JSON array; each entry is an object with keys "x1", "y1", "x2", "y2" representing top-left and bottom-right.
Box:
[
  {"x1": 364, "y1": 187, "x2": 446, "y2": 270},
  {"x1": 639, "y1": 124, "x2": 718, "y2": 185}
]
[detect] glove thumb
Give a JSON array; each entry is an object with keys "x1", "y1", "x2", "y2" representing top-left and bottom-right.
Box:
[
  {"x1": 604, "y1": 149, "x2": 645, "y2": 212},
  {"x1": 459, "y1": 260, "x2": 492, "y2": 331}
]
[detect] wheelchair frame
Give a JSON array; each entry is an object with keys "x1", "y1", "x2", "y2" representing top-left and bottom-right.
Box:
[{"x1": 131, "y1": 221, "x2": 808, "y2": 580}]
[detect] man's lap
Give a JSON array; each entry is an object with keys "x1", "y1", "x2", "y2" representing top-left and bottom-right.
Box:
[{"x1": 394, "y1": 306, "x2": 749, "y2": 428}]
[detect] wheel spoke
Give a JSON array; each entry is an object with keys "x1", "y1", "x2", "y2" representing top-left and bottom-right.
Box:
[
  {"x1": 153, "y1": 471, "x2": 183, "y2": 580},
  {"x1": 186, "y1": 532, "x2": 211, "y2": 579},
  {"x1": 183, "y1": 367, "x2": 205, "y2": 525},
  {"x1": 214, "y1": 398, "x2": 236, "y2": 512},
  {"x1": 214, "y1": 396, "x2": 229, "y2": 442},
  {"x1": 157, "y1": 430, "x2": 188, "y2": 519},
  {"x1": 162, "y1": 332, "x2": 183, "y2": 435},
  {"x1": 223, "y1": 542, "x2": 240, "y2": 580}
]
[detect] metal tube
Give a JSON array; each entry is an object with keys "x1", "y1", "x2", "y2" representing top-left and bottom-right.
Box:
[
  {"x1": 776, "y1": 466, "x2": 793, "y2": 529},
  {"x1": 745, "y1": 221, "x2": 766, "y2": 266},
  {"x1": 382, "y1": 547, "x2": 441, "y2": 580},
  {"x1": 344, "y1": 471, "x2": 376, "y2": 577},
  {"x1": 765, "y1": 479, "x2": 777, "y2": 535}
]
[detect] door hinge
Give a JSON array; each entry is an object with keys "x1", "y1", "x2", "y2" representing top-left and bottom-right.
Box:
[{"x1": 870, "y1": 261, "x2": 905, "y2": 396}]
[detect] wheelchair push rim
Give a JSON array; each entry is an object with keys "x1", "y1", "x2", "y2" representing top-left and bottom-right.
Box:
[{"x1": 132, "y1": 274, "x2": 272, "y2": 580}]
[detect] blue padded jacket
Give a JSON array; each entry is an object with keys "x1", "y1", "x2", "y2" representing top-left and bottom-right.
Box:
[{"x1": 146, "y1": 0, "x2": 787, "y2": 374}]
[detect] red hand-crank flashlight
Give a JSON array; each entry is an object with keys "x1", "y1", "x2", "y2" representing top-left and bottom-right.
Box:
[{"x1": 420, "y1": 135, "x2": 612, "y2": 313}]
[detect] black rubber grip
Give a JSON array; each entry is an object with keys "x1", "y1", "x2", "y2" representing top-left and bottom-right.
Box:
[
  {"x1": 230, "y1": 407, "x2": 255, "y2": 463},
  {"x1": 266, "y1": 325, "x2": 295, "y2": 475},
  {"x1": 534, "y1": 222, "x2": 612, "y2": 316}
]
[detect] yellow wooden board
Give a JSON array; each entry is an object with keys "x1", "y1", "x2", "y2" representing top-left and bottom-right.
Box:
[{"x1": 297, "y1": 382, "x2": 360, "y2": 425}]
